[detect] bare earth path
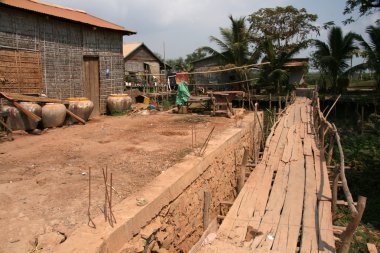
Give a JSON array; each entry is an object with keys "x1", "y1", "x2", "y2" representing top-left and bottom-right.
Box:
[{"x1": 0, "y1": 112, "x2": 233, "y2": 253}]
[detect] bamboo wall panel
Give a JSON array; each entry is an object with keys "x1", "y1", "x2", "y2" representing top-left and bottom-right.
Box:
[{"x1": 0, "y1": 48, "x2": 43, "y2": 94}]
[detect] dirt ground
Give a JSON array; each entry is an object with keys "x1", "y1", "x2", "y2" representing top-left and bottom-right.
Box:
[{"x1": 0, "y1": 111, "x2": 234, "y2": 253}]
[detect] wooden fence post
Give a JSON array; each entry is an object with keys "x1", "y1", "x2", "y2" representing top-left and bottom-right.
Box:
[
  {"x1": 203, "y1": 191, "x2": 211, "y2": 230},
  {"x1": 237, "y1": 148, "x2": 249, "y2": 193}
]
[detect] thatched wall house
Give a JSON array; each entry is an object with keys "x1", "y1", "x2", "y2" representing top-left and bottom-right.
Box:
[
  {"x1": 193, "y1": 55, "x2": 308, "y2": 88},
  {"x1": 123, "y1": 42, "x2": 168, "y2": 85},
  {"x1": 0, "y1": 0, "x2": 135, "y2": 114},
  {"x1": 283, "y1": 58, "x2": 309, "y2": 85},
  {"x1": 192, "y1": 54, "x2": 234, "y2": 85}
]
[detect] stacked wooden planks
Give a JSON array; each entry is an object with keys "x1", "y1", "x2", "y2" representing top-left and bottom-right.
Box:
[{"x1": 200, "y1": 97, "x2": 335, "y2": 253}]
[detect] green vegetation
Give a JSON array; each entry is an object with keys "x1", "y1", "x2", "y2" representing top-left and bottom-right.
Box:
[
  {"x1": 312, "y1": 27, "x2": 359, "y2": 92},
  {"x1": 331, "y1": 114, "x2": 380, "y2": 251},
  {"x1": 199, "y1": 15, "x2": 253, "y2": 67},
  {"x1": 248, "y1": 6, "x2": 319, "y2": 54},
  {"x1": 343, "y1": 0, "x2": 380, "y2": 24},
  {"x1": 259, "y1": 39, "x2": 307, "y2": 93},
  {"x1": 174, "y1": 115, "x2": 210, "y2": 124},
  {"x1": 161, "y1": 100, "x2": 173, "y2": 110},
  {"x1": 166, "y1": 49, "x2": 207, "y2": 72},
  {"x1": 110, "y1": 109, "x2": 131, "y2": 116},
  {"x1": 167, "y1": 3, "x2": 379, "y2": 94},
  {"x1": 335, "y1": 206, "x2": 380, "y2": 253},
  {"x1": 350, "y1": 25, "x2": 380, "y2": 89}
]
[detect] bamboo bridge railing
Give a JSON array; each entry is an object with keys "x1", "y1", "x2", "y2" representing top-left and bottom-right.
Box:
[{"x1": 311, "y1": 91, "x2": 367, "y2": 253}]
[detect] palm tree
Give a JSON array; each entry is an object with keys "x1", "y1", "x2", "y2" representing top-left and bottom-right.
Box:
[
  {"x1": 199, "y1": 15, "x2": 255, "y2": 66},
  {"x1": 259, "y1": 39, "x2": 307, "y2": 93},
  {"x1": 199, "y1": 15, "x2": 260, "y2": 95},
  {"x1": 313, "y1": 26, "x2": 359, "y2": 92},
  {"x1": 348, "y1": 25, "x2": 380, "y2": 89}
]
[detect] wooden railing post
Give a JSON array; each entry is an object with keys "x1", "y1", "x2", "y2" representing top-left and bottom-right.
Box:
[
  {"x1": 327, "y1": 132, "x2": 335, "y2": 167},
  {"x1": 319, "y1": 122, "x2": 325, "y2": 150},
  {"x1": 332, "y1": 172, "x2": 340, "y2": 215},
  {"x1": 339, "y1": 196, "x2": 367, "y2": 253},
  {"x1": 237, "y1": 148, "x2": 249, "y2": 193},
  {"x1": 311, "y1": 92, "x2": 368, "y2": 253},
  {"x1": 334, "y1": 124, "x2": 357, "y2": 215}
]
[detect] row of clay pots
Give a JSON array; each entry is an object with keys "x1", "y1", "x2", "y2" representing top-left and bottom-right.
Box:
[
  {"x1": 1, "y1": 94, "x2": 131, "y2": 131},
  {"x1": 1, "y1": 98, "x2": 94, "y2": 130}
]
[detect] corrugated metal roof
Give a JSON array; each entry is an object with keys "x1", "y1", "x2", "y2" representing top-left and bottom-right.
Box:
[{"x1": 0, "y1": 0, "x2": 136, "y2": 35}]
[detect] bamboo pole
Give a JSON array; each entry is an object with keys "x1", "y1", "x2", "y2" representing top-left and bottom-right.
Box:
[{"x1": 325, "y1": 94, "x2": 341, "y2": 119}]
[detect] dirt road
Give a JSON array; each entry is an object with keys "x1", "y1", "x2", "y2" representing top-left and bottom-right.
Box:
[{"x1": 0, "y1": 111, "x2": 233, "y2": 252}]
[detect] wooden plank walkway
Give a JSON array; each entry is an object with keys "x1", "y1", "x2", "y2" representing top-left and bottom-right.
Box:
[{"x1": 200, "y1": 97, "x2": 335, "y2": 253}]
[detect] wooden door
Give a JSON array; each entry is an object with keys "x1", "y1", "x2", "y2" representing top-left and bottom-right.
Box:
[{"x1": 83, "y1": 57, "x2": 100, "y2": 116}]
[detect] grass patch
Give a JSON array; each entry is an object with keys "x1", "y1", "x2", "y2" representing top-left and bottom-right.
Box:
[
  {"x1": 174, "y1": 115, "x2": 210, "y2": 124},
  {"x1": 110, "y1": 109, "x2": 130, "y2": 116},
  {"x1": 175, "y1": 147, "x2": 193, "y2": 160},
  {"x1": 334, "y1": 206, "x2": 380, "y2": 252}
]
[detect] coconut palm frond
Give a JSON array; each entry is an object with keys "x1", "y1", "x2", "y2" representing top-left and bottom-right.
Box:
[
  {"x1": 312, "y1": 26, "x2": 360, "y2": 91},
  {"x1": 200, "y1": 15, "x2": 257, "y2": 67},
  {"x1": 268, "y1": 69, "x2": 288, "y2": 82}
]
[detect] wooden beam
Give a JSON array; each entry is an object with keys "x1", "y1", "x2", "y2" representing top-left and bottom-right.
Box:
[
  {"x1": 13, "y1": 101, "x2": 41, "y2": 122},
  {"x1": 66, "y1": 109, "x2": 86, "y2": 125}
]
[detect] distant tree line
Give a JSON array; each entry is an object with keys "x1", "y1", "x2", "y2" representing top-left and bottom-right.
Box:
[{"x1": 167, "y1": 1, "x2": 379, "y2": 94}]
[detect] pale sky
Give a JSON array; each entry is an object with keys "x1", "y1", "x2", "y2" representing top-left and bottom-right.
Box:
[{"x1": 48, "y1": 0, "x2": 379, "y2": 60}]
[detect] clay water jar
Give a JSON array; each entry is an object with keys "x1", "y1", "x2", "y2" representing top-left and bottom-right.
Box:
[
  {"x1": 1, "y1": 102, "x2": 42, "y2": 130},
  {"x1": 42, "y1": 103, "x2": 66, "y2": 128},
  {"x1": 67, "y1": 97, "x2": 94, "y2": 122},
  {"x1": 107, "y1": 94, "x2": 132, "y2": 113}
]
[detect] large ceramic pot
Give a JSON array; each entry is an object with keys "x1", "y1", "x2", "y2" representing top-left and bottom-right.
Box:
[
  {"x1": 42, "y1": 103, "x2": 66, "y2": 128},
  {"x1": 1, "y1": 102, "x2": 42, "y2": 131},
  {"x1": 20, "y1": 102, "x2": 42, "y2": 130},
  {"x1": 67, "y1": 97, "x2": 94, "y2": 123},
  {"x1": 107, "y1": 94, "x2": 132, "y2": 114}
]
